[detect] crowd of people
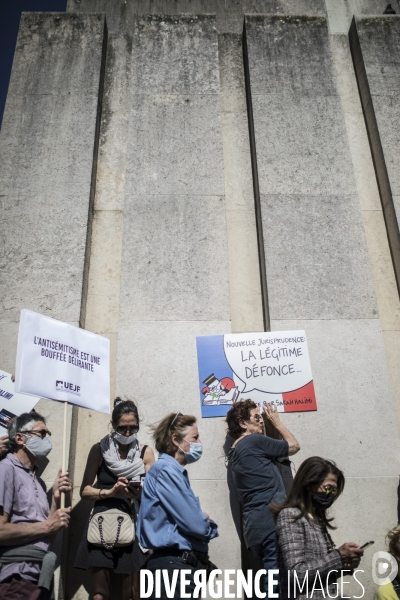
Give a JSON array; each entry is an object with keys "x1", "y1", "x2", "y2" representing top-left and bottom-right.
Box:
[{"x1": 0, "y1": 397, "x2": 398, "y2": 600}]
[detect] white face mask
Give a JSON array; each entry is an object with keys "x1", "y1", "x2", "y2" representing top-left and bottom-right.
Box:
[
  {"x1": 113, "y1": 432, "x2": 137, "y2": 445},
  {"x1": 24, "y1": 435, "x2": 53, "y2": 457}
]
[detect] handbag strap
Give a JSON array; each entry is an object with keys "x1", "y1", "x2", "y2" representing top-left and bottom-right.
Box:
[{"x1": 97, "y1": 514, "x2": 126, "y2": 550}]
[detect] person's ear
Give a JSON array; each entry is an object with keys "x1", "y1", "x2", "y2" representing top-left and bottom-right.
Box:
[
  {"x1": 238, "y1": 419, "x2": 247, "y2": 433},
  {"x1": 171, "y1": 433, "x2": 181, "y2": 449},
  {"x1": 14, "y1": 432, "x2": 26, "y2": 447}
]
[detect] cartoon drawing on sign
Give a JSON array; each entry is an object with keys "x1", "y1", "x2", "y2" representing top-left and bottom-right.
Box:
[
  {"x1": 196, "y1": 331, "x2": 317, "y2": 418},
  {"x1": 201, "y1": 373, "x2": 239, "y2": 406}
]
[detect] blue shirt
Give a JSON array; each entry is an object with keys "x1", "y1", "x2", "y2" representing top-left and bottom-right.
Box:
[{"x1": 137, "y1": 453, "x2": 219, "y2": 553}]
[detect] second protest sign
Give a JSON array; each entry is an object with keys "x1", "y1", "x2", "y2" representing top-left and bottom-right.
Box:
[{"x1": 15, "y1": 309, "x2": 110, "y2": 414}]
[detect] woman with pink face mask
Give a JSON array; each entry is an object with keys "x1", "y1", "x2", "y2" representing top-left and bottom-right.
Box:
[{"x1": 74, "y1": 398, "x2": 155, "y2": 600}]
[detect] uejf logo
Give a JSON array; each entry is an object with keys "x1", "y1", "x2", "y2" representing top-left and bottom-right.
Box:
[
  {"x1": 372, "y1": 551, "x2": 398, "y2": 585},
  {"x1": 55, "y1": 381, "x2": 81, "y2": 396}
]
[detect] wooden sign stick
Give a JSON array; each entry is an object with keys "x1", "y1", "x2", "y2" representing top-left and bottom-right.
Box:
[{"x1": 61, "y1": 401, "x2": 68, "y2": 509}]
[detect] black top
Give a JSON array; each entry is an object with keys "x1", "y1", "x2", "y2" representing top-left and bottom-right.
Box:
[
  {"x1": 93, "y1": 444, "x2": 148, "y2": 510},
  {"x1": 228, "y1": 434, "x2": 288, "y2": 547},
  {"x1": 95, "y1": 444, "x2": 148, "y2": 490}
]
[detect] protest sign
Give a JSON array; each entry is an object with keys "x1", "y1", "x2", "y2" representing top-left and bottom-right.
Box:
[
  {"x1": 15, "y1": 309, "x2": 110, "y2": 414},
  {"x1": 196, "y1": 330, "x2": 317, "y2": 417},
  {"x1": 0, "y1": 369, "x2": 40, "y2": 429}
]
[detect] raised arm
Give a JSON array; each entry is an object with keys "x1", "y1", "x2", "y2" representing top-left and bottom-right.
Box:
[
  {"x1": 143, "y1": 446, "x2": 156, "y2": 473},
  {"x1": 263, "y1": 404, "x2": 300, "y2": 455}
]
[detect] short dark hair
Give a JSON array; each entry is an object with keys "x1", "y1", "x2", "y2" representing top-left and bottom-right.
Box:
[
  {"x1": 271, "y1": 456, "x2": 345, "y2": 529},
  {"x1": 111, "y1": 397, "x2": 139, "y2": 428},
  {"x1": 8, "y1": 411, "x2": 47, "y2": 453},
  {"x1": 225, "y1": 399, "x2": 258, "y2": 439}
]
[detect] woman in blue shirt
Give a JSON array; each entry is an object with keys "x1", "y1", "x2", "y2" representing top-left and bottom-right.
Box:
[{"x1": 137, "y1": 412, "x2": 218, "y2": 599}]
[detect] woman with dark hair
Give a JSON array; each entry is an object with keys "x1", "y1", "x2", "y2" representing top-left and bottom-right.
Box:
[
  {"x1": 274, "y1": 456, "x2": 364, "y2": 599},
  {"x1": 226, "y1": 399, "x2": 300, "y2": 598},
  {"x1": 137, "y1": 412, "x2": 219, "y2": 599},
  {"x1": 74, "y1": 398, "x2": 155, "y2": 600}
]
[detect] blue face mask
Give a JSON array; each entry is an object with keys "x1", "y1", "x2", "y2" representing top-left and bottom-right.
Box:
[{"x1": 180, "y1": 440, "x2": 203, "y2": 464}]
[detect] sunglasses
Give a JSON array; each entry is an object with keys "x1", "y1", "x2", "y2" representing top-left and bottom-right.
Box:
[
  {"x1": 251, "y1": 414, "x2": 263, "y2": 422},
  {"x1": 19, "y1": 429, "x2": 52, "y2": 439},
  {"x1": 116, "y1": 425, "x2": 139, "y2": 435},
  {"x1": 321, "y1": 485, "x2": 338, "y2": 496},
  {"x1": 170, "y1": 411, "x2": 182, "y2": 428}
]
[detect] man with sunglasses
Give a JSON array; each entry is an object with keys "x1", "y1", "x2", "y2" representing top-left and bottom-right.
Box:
[{"x1": 0, "y1": 411, "x2": 72, "y2": 600}]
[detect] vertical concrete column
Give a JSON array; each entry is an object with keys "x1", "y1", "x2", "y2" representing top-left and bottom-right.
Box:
[
  {"x1": 350, "y1": 17, "x2": 400, "y2": 292},
  {"x1": 115, "y1": 15, "x2": 239, "y2": 573},
  {"x1": 218, "y1": 33, "x2": 264, "y2": 333},
  {"x1": 0, "y1": 11, "x2": 107, "y2": 597},
  {"x1": 244, "y1": 15, "x2": 400, "y2": 594},
  {"x1": 349, "y1": 17, "x2": 400, "y2": 432},
  {"x1": 64, "y1": 30, "x2": 133, "y2": 600}
]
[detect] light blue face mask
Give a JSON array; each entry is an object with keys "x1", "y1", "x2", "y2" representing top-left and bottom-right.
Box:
[{"x1": 180, "y1": 439, "x2": 203, "y2": 464}]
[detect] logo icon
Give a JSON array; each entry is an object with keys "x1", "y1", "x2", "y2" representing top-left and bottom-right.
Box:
[
  {"x1": 372, "y1": 551, "x2": 398, "y2": 585},
  {"x1": 55, "y1": 381, "x2": 80, "y2": 396}
]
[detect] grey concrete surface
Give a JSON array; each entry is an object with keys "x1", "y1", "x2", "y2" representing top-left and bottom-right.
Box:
[
  {"x1": 95, "y1": 33, "x2": 132, "y2": 212},
  {"x1": 0, "y1": 13, "x2": 106, "y2": 326},
  {"x1": 67, "y1": 0, "x2": 326, "y2": 34},
  {"x1": 245, "y1": 14, "x2": 377, "y2": 320},
  {"x1": 261, "y1": 193, "x2": 378, "y2": 320},
  {"x1": 350, "y1": 16, "x2": 400, "y2": 291},
  {"x1": 126, "y1": 95, "x2": 225, "y2": 196},
  {"x1": 119, "y1": 194, "x2": 230, "y2": 321},
  {"x1": 114, "y1": 10, "x2": 236, "y2": 578},
  {"x1": 252, "y1": 94, "x2": 356, "y2": 196}
]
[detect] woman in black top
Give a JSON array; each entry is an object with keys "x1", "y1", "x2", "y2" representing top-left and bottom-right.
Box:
[
  {"x1": 226, "y1": 399, "x2": 300, "y2": 599},
  {"x1": 74, "y1": 398, "x2": 155, "y2": 600}
]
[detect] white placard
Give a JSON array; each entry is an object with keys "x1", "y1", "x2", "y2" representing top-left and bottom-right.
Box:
[
  {"x1": 15, "y1": 309, "x2": 110, "y2": 414},
  {"x1": 196, "y1": 330, "x2": 317, "y2": 417},
  {"x1": 0, "y1": 370, "x2": 40, "y2": 429}
]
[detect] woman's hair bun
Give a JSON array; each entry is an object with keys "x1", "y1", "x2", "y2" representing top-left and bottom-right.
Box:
[{"x1": 114, "y1": 397, "x2": 136, "y2": 408}]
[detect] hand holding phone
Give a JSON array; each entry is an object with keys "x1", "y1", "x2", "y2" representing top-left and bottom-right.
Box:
[
  {"x1": 360, "y1": 541, "x2": 374, "y2": 550},
  {"x1": 128, "y1": 481, "x2": 141, "y2": 491}
]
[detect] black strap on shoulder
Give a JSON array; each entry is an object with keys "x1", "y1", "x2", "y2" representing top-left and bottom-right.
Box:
[
  {"x1": 392, "y1": 580, "x2": 400, "y2": 599},
  {"x1": 140, "y1": 445, "x2": 148, "y2": 460}
]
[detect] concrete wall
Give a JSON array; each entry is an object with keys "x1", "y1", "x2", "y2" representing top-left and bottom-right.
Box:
[
  {"x1": 67, "y1": 0, "x2": 326, "y2": 33},
  {"x1": 4, "y1": 1, "x2": 400, "y2": 599},
  {"x1": 244, "y1": 13, "x2": 400, "y2": 594},
  {"x1": 116, "y1": 13, "x2": 236, "y2": 577},
  {"x1": 0, "y1": 11, "x2": 107, "y2": 596}
]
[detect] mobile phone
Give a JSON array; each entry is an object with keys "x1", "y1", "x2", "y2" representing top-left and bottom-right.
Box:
[
  {"x1": 128, "y1": 481, "x2": 141, "y2": 490},
  {"x1": 360, "y1": 541, "x2": 374, "y2": 549}
]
